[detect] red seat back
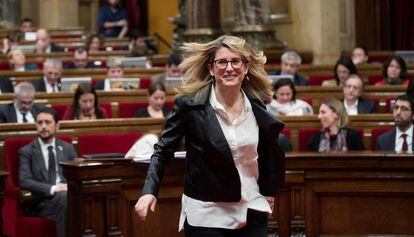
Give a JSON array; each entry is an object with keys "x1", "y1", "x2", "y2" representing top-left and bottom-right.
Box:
[
  {"x1": 140, "y1": 77, "x2": 151, "y2": 89},
  {"x1": 118, "y1": 102, "x2": 148, "y2": 118},
  {"x1": 51, "y1": 104, "x2": 69, "y2": 121},
  {"x1": 77, "y1": 132, "x2": 143, "y2": 156},
  {"x1": 298, "y1": 128, "x2": 320, "y2": 151},
  {"x1": 371, "y1": 127, "x2": 392, "y2": 150},
  {"x1": 100, "y1": 103, "x2": 112, "y2": 118},
  {"x1": 367, "y1": 75, "x2": 384, "y2": 85},
  {"x1": 280, "y1": 129, "x2": 291, "y2": 139},
  {"x1": 308, "y1": 75, "x2": 333, "y2": 86}
]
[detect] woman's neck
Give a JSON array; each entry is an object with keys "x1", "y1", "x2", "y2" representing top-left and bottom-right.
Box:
[
  {"x1": 214, "y1": 85, "x2": 242, "y2": 109},
  {"x1": 328, "y1": 125, "x2": 339, "y2": 135}
]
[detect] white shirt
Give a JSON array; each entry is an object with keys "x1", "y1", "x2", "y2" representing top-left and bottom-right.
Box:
[
  {"x1": 38, "y1": 138, "x2": 62, "y2": 193},
  {"x1": 179, "y1": 86, "x2": 271, "y2": 231},
  {"x1": 14, "y1": 103, "x2": 35, "y2": 123},
  {"x1": 395, "y1": 125, "x2": 413, "y2": 152},
  {"x1": 344, "y1": 99, "x2": 359, "y2": 115},
  {"x1": 43, "y1": 77, "x2": 59, "y2": 93}
]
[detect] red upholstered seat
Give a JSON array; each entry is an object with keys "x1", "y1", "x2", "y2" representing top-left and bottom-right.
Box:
[
  {"x1": 51, "y1": 104, "x2": 69, "y2": 121},
  {"x1": 371, "y1": 127, "x2": 392, "y2": 150},
  {"x1": 77, "y1": 132, "x2": 143, "y2": 156},
  {"x1": 298, "y1": 128, "x2": 320, "y2": 151},
  {"x1": 2, "y1": 136, "x2": 70, "y2": 237},
  {"x1": 118, "y1": 102, "x2": 148, "y2": 118},
  {"x1": 367, "y1": 75, "x2": 383, "y2": 85},
  {"x1": 308, "y1": 75, "x2": 333, "y2": 86},
  {"x1": 100, "y1": 103, "x2": 112, "y2": 118},
  {"x1": 140, "y1": 76, "x2": 151, "y2": 89}
]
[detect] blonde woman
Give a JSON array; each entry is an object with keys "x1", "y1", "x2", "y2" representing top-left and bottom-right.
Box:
[
  {"x1": 307, "y1": 98, "x2": 364, "y2": 151},
  {"x1": 135, "y1": 35, "x2": 285, "y2": 236}
]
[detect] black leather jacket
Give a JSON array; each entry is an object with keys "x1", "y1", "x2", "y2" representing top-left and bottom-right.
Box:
[{"x1": 141, "y1": 85, "x2": 285, "y2": 202}]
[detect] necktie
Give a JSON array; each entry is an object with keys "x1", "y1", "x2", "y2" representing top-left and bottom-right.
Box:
[
  {"x1": 52, "y1": 84, "x2": 56, "y2": 93},
  {"x1": 401, "y1": 134, "x2": 408, "y2": 152},
  {"x1": 22, "y1": 113, "x2": 28, "y2": 123},
  {"x1": 48, "y1": 145, "x2": 56, "y2": 184}
]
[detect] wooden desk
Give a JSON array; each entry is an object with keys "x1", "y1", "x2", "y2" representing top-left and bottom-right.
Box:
[
  {"x1": 0, "y1": 171, "x2": 8, "y2": 237},
  {"x1": 61, "y1": 153, "x2": 414, "y2": 237}
]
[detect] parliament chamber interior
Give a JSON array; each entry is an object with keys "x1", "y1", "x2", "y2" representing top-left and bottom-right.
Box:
[{"x1": 0, "y1": 0, "x2": 413, "y2": 236}]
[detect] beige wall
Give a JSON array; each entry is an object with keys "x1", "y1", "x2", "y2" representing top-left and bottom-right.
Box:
[
  {"x1": 38, "y1": 0, "x2": 79, "y2": 28},
  {"x1": 276, "y1": 0, "x2": 341, "y2": 65},
  {"x1": 148, "y1": 0, "x2": 178, "y2": 54}
]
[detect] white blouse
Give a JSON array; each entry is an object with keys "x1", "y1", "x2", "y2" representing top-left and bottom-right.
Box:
[
  {"x1": 266, "y1": 98, "x2": 313, "y2": 116},
  {"x1": 179, "y1": 86, "x2": 271, "y2": 231}
]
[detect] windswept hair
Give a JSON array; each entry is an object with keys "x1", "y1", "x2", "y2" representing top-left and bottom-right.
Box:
[
  {"x1": 177, "y1": 35, "x2": 272, "y2": 102},
  {"x1": 321, "y1": 98, "x2": 349, "y2": 129}
]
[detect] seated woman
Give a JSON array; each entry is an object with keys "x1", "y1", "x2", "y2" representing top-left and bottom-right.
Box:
[
  {"x1": 86, "y1": 33, "x2": 104, "y2": 53},
  {"x1": 62, "y1": 83, "x2": 109, "y2": 120},
  {"x1": 307, "y1": 98, "x2": 364, "y2": 151},
  {"x1": 374, "y1": 55, "x2": 409, "y2": 86},
  {"x1": 8, "y1": 49, "x2": 38, "y2": 71},
  {"x1": 322, "y1": 57, "x2": 357, "y2": 87},
  {"x1": 134, "y1": 82, "x2": 170, "y2": 118},
  {"x1": 267, "y1": 78, "x2": 313, "y2": 116}
]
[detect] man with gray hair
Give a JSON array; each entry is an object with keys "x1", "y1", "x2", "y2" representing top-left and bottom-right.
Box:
[
  {"x1": 32, "y1": 58, "x2": 63, "y2": 93},
  {"x1": 0, "y1": 82, "x2": 44, "y2": 123},
  {"x1": 269, "y1": 51, "x2": 309, "y2": 86}
]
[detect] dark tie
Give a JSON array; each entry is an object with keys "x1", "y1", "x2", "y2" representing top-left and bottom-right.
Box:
[
  {"x1": 48, "y1": 145, "x2": 56, "y2": 184},
  {"x1": 401, "y1": 134, "x2": 408, "y2": 152},
  {"x1": 22, "y1": 113, "x2": 28, "y2": 123},
  {"x1": 52, "y1": 84, "x2": 56, "y2": 92}
]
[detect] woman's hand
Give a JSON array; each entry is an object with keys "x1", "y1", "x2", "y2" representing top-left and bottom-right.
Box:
[{"x1": 135, "y1": 194, "x2": 157, "y2": 221}]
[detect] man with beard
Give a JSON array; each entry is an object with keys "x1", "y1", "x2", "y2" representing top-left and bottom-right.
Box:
[
  {"x1": 19, "y1": 107, "x2": 77, "y2": 237},
  {"x1": 376, "y1": 94, "x2": 414, "y2": 151},
  {"x1": 98, "y1": 0, "x2": 128, "y2": 38}
]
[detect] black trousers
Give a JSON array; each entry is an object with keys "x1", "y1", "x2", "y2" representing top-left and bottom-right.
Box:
[{"x1": 184, "y1": 209, "x2": 268, "y2": 237}]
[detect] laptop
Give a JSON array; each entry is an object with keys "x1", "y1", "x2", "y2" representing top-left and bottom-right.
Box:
[
  {"x1": 268, "y1": 74, "x2": 294, "y2": 86},
  {"x1": 396, "y1": 51, "x2": 414, "y2": 64},
  {"x1": 24, "y1": 32, "x2": 37, "y2": 41},
  {"x1": 12, "y1": 45, "x2": 36, "y2": 53},
  {"x1": 121, "y1": 57, "x2": 152, "y2": 69},
  {"x1": 108, "y1": 78, "x2": 141, "y2": 90},
  {"x1": 61, "y1": 77, "x2": 92, "y2": 92},
  {"x1": 164, "y1": 76, "x2": 184, "y2": 89}
]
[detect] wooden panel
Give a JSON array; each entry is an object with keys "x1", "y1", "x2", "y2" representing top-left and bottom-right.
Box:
[{"x1": 60, "y1": 153, "x2": 414, "y2": 237}]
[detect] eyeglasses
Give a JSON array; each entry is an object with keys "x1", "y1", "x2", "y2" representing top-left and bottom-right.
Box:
[{"x1": 213, "y1": 58, "x2": 245, "y2": 70}]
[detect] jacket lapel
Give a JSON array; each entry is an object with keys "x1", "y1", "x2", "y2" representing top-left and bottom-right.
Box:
[
  {"x1": 55, "y1": 140, "x2": 65, "y2": 181},
  {"x1": 9, "y1": 104, "x2": 18, "y2": 123},
  {"x1": 188, "y1": 85, "x2": 233, "y2": 162},
  {"x1": 32, "y1": 140, "x2": 49, "y2": 181}
]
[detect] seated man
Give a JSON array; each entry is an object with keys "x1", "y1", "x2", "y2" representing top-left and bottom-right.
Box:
[
  {"x1": 0, "y1": 82, "x2": 44, "y2": 123},
  {"x1": 269, "y1": 51, "x2": 309, "y2": 86},
  {"x1": 64, "y1": 47, "x2": 97, "y2": 69},
  {"x1": 98, "y1": 0, "x2": 128, "y2": 38},
  {"x1": 0, "y1": 76, "x2": 14, "y2": 94},
  {"x1": 95, "y1": 57, "x2": 124, "y2": 90},
  {"x1": 342, "y1": 74, "x2": 376, "y2": 115},
  {"x1": 32, "y1": 58, "x2": 63, "y2": 93},
  {"x1": 20, "y1": 18, "x2": 34, "y2": 33},
  {"x1": 8, "y1": 48, "x2": 38, "y2": 71},
  {"x1": 128, "y1": 29, "x2": 157, "y2": 56},
  {"x1": 35, "y1": 28, "x2": 65, "y2": 53},
  {"x1": 151, "y1": 53, "x2": 182, "y2": 84},
  {"x1": 19, "y1": 107, "x2": 77, "y2": 237},
  {"x1": 376, "y1": 95, "x2": 414, "y2": 152},
  {"x1": 351, "y1": 45, "x2": 369, "y2": 65}
]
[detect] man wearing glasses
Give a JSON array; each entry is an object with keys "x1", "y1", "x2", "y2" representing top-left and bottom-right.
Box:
[
  {"x1": 0, "y1": 82, "x2": 44, "y2": 123},
  {"x1": 376, "y1": 94, "x2": 414, "y2": 151}
]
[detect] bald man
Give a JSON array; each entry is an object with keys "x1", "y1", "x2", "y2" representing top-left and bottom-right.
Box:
[{"x1": 35, "y1": 28, "x2": 65, "y2": 53}]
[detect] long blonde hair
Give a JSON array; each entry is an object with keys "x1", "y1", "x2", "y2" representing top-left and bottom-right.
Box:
[{"x1": 177, "y1": 35, "x2": 272, "y2": 102}]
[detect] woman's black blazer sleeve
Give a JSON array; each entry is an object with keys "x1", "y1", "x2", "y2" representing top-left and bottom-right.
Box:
[{"x1": 141, "y1": 96, "x2": 186, "y2": 196}]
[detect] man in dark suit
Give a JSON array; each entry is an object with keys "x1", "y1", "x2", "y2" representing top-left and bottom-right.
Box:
[
  {"x1": 0, "y1": 82, "x2": 44, "y2": 123},
  {"x1": 19, "y1": 107, "x2": 77, "y2": 237},
  {"x1": 64, "y1": 47, "x2": 98, "y2": 69},
  {"x1": 376, "y1": 94, "x2": 414, "y2": 151},
  {"x1": 151, "y1": 53, "x2": 183, "y2": 84},
  {"x1": 35, "y1": 28, "x2": 65, "y2": 53},
  {"x1": 342, "y1": 74, "x2": 376, "y2": 114},
  {"x1": 0, "y1": 76, "x2": 14, "y2": 93},
  {"x1": 32, "y1": 58, "x2": 62, "y2": 93},
  {"x1": 268, "y1": 51, "x2": 309, "y2": 86}
]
